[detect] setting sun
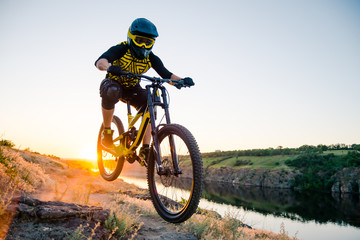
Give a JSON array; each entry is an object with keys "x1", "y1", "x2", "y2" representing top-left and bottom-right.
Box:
[{"x1": 79, "y1": 145, "x2": 97, "y2": 161}]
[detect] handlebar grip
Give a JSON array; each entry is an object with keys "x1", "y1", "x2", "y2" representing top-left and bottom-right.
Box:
[
  {"x1": 182, "y1": 77, "x2": 194, "y2": 87},
  {"x1": 107, "y1": 65, "x2": 126, "y2": 76}
]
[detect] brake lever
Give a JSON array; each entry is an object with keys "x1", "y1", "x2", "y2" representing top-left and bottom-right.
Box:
[{"x1": 123, "y1": 72, "x2": 137, "y2": 79}]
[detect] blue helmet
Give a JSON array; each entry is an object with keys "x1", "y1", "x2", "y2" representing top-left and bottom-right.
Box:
[{"x1": 127, "y1": 18, "x2": 159, "y2": 59}]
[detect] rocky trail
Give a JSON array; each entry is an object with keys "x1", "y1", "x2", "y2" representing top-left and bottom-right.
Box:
[
  {"x1": 4, "y1": 195, "x2": 196, "y2": 240},
  {"x1": 1, "y1": 149, "x2": 198, "y2": 240}
]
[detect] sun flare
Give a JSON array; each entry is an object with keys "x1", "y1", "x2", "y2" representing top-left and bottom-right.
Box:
[{"x1": 79, "y1": 146, "x2": 97, "y2": 162}]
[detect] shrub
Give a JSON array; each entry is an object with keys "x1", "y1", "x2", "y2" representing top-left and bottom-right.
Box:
[
  {"x1": 233, "y1": 159, "x2": 252, "y2": 167},
  {"x1": 0, "y1": 139, "x2": 15, "y2": 147},
  {"x1": 285, "y1": 152, "x2": 360, "y2": 192},
  {"x1": 344, "y1": 151, "x2": 360, "y2": 167},
  {"x1": 105, "y1": 213, "x2": 125, "y2": 237},
  {"x1": 103, "y1": 202, "x2": 141, "y2": 239}
]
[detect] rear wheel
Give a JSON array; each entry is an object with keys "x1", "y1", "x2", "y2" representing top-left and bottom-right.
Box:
[
  {"x1": 97, "y1": 115, "x2": 125, "y2": 181},
  {"x1": 147, "y1": 124, "x2": 203, "y2": 223}
]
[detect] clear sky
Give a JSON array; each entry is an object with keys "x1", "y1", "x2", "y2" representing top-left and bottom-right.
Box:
[{"x1": 0, "y1": 0, "x2": 359, "y2": 160}]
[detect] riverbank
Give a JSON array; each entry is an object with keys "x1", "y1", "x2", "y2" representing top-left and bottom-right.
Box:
[
  {"x1": 201, "y1": 150, "x2": 360, "y2": 195},
  {"x1": 204, "y1": 166, "x2": 296, "y2": 188}
]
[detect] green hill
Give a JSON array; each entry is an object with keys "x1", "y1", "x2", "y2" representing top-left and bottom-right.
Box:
[{"x1": 201, "y1": 144, "x2": 360, "y2": 193}]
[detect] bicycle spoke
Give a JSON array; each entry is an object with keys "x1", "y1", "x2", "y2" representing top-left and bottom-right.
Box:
[
  {"x1": 153, "y1": 132, "x2": 193, "y2": 213},
  {"x1": 97, "y1": 116, "x2": 125, "y2": 181}
]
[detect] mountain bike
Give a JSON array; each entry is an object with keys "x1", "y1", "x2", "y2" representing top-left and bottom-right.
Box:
[{"x1": 97, "y1": 72, "x2": 203, "y2": 223}]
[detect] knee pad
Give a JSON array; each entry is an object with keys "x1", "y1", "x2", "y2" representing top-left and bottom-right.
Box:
[
  {"x1": 100, "y1": 79, "x2": 122, "y2": 109},
  {"x1": 106, "y1": 85, "x2": 121, "y2": 101}
]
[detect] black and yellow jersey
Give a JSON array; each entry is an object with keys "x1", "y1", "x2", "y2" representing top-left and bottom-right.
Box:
[{"x1": 95, "y1": 41, "x2": 172, "y2": 87}]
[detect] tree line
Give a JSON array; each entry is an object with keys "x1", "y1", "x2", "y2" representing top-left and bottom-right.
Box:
[
  {"x1": 285, "y1": 151, "x2": 360, "y2": 192},
  {"x1": 202, "y1": 144, "x2": 360, "y2": 158}
]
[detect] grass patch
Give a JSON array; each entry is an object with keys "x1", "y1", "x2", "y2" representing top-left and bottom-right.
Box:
[
  {"x1": 64, "y1": 222, "x2": 101, "y2": 240},
  {"x1": 103, "y1": 195, "x2": 142, "y2": 239},
  {"x1": 182, "y1": 210, "x2": 297, "y2": 240},
  {"x1": 202, "y1": 147, "x2": 356, "y2": 171},
  {"x1": 71, "y1": 181, "x2": 93, "y2": 205},
  {"x1": 0, "y1": 181, "x2": 16, "y2": 216},
  {"x1": 203, "y1": 155, "x2": 295, "y2": 170},
  {"x1": 0, "y1": 146, "x2": 50, "y2": 192}
]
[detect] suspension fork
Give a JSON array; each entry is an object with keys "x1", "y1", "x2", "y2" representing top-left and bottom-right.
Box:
[
  {"x1": 160, "y1": 87, "x2": 181, "y2": 175},
  {"x1": 147, "y1": 85, "x2": 181, "y2": 175},
  {"x1": 146, "y1": 85, "x2": 162, "y2": 173}
]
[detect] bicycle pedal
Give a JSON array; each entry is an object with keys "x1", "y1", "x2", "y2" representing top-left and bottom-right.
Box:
[{"x1": 136, "y1": 156, "x2": 148, "y2": 167}]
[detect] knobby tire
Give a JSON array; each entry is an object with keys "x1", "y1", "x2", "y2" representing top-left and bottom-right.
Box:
[
  {"x1": 147, "y1": 124, "x2": 203, "y2": 223},
  {"x1": 97, "y1": 115, "x2": 125, "y2": 181}
]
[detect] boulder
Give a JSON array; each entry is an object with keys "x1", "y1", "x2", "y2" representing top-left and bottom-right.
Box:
[
  {"x1": 331, "y1": 168, "x2": 360, "y2": 194},
  {"x1": 5, "y1": 196, "x2": 110, "y2": 240}
]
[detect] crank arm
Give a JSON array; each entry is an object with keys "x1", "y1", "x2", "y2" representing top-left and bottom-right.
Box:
[{"x1": 101, "y1": 146, "x2": 117, "y2": 156}]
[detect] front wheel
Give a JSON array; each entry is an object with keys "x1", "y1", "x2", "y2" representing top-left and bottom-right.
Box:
[
  {"x1": 97, "y1": 115, "x2": 125, "y2": 181},
  {"x1": 147, "y1": 124, "x2": 203, "y2": 223}
]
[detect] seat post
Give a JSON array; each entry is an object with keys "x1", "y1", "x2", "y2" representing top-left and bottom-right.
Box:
[
  {"x1": 127, "y1": 101, "x2": 133, "y2": 124},
  {"x1": 127, "y1": 101, "x2": 131, "y2": 115}
]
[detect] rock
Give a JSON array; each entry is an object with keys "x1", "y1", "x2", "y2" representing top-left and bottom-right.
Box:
[
  {"x1": 121, "y1": 190, "x2": 152, "y2": 200},
  {"x1": 204, "y1": 167, "x2": 297, "y2": 189},
  {"x1": 5, "y1": 196, "x2": 110, "y2": 240},
  {"x1": 15, "y1": 196, "x2": 109, "y2": 222},
  {"x1": 331, "y1": 167, "x2": 360, "y2": 194},
  {"x1": 331, "y1": 181, "x2": 341, "y2": 193}
]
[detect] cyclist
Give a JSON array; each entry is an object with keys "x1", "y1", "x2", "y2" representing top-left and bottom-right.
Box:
[{"x1": 95, "y1": 18, "x2": 192, "y2": 158}]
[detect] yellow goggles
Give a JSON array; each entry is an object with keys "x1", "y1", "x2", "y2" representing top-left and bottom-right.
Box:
[{"x1": 128, "y1": 30, "x2": 155, "y2": 48}]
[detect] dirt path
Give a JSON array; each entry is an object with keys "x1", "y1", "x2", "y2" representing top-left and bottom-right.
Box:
[{"x1": 22, "y1": 154, "x2": 197, "y2": 240}]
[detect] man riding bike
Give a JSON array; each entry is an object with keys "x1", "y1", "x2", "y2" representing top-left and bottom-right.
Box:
[{"x1": 95, "y1": 18, "x2": 193, "y2": 159}]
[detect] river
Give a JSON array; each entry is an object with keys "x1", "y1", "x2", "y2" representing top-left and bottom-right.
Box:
[{"x1": 119, "y1": 175, "x2": 360, "y2": 240}]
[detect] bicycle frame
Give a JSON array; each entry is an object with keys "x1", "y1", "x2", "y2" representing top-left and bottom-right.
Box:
[{"x1": 112, "y1": 78, "x2": 180, "y2": 175}]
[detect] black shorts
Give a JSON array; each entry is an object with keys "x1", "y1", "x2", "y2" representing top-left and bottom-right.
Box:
[{"x1": 99, "y1": 79, "x2": 147, "y2": 110}]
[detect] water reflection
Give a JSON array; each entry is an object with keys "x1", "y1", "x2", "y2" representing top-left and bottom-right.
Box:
[
  {"x1": 120, "y1": 175, "x2": 360, "y2": 239},
  {"x1": 120, "y1": 174, "x2": 360, "y2": 228},
  {"x1": 202, "y1": 181, "x2": 360, "y2": 227}
]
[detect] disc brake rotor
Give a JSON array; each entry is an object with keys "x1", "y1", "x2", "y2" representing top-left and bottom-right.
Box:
[{"x1": 160, "y1": 158, "x2": 174, "y2": 187}]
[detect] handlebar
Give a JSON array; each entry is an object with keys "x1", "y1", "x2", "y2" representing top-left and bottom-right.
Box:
[
  {"x1": 108, "y1": 69, "x2": 193, "y2": 89},
  {"x1": 132, "y1": 73, "x2": 175, "y2": 84}
]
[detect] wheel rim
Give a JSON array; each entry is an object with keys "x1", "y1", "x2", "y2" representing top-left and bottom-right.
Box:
[
  {"x1": 153, "y1": 133, "x2": 194, "y2": 215},
  {"x1": 99, "y1": 121, "x2": 122, "y2": 176}
]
